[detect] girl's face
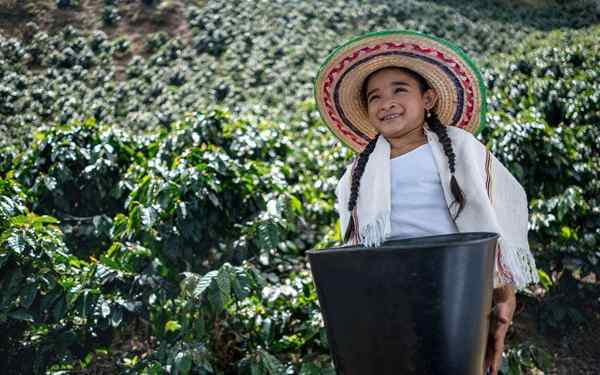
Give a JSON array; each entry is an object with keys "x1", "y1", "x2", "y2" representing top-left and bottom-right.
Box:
[{"x1": 365, "y1": 68, "x2": 437, "y2": 139}]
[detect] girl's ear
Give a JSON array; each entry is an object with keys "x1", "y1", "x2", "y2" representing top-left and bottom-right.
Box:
[{"x1": 423, "y1": 89, "x2": 438, "y2": 111}]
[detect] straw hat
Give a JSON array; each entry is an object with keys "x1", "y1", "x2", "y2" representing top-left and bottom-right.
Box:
[{"x1": 314, "y1": 30, "x2": 487, "y2": 153}]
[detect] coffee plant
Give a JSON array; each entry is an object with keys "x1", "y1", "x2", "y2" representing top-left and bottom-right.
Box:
[{"x1": 0, "y1": 1, "x2": 598, "y2": 373}]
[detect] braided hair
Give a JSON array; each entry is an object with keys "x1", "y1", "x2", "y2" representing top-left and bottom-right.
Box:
[
  {"x1": 343, "y1": 134, "x2": 380, "y2": 242},
  {"x1": 425, "y1": 111, "x2": 465, "y2": 219},
  {"x1": 343, "y1": 67, "x2": 466, "y2": 242}
]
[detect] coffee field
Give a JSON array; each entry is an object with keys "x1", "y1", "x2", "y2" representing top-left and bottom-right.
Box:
[{"x1": 0, "y1": 0, "x2": 599, "y2": 373}]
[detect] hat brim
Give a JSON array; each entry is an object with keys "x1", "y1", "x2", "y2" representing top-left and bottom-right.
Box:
[{"x1": 314, "y1": 30, "x2": 487, "y2": 153}]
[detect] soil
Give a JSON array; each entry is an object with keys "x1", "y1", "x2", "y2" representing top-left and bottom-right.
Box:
[
  {"x1": 0, "y1": 0, "x2": 196, "y2": 72},
  {"x1": 510, "y1": 293, "x2": 600, "y2": 374}
]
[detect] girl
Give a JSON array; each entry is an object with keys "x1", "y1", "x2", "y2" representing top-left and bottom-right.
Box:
[{"x1": 314, "y1": 30, "x2": 539, "y2": 375}]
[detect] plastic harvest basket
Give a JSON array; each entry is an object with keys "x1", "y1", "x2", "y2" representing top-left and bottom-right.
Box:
[{"x1": 307, "y1": 232, "x2": 499, "y2": 375}]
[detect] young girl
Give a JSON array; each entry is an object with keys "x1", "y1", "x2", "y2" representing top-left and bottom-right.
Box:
[{"x1": 314, "y1": 30, "x2": 539, "y2": 375}]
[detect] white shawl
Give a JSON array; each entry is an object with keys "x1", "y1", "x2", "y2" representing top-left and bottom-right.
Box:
[{"x1": 334, "y1": 124, "x2": 539, "y2": 290}]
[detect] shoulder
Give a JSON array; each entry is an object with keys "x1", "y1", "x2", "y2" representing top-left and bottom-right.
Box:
[
  {"x1": 341, "y1": 158, "x2": 356, "y2": 178},
  {"x1": 446, "y1": 126, "x2": 487, "y2": 154},
  {"x1": 335, "y1": 158, "x2": 356, "y2": 194},
  {"x1": 446, "y1": 126, "x2": 481, "y2": 144},
  {"x1": 449, "y1": 127, "x2": 526, "y2": 195}
]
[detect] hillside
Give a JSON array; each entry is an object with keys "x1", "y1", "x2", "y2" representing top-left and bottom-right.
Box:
[
  {"x1": 0, "y1": 1, "x2": 599, "y2": 374},
  {"x1": 1, "y1": 0, "x2": 600, "y2": 145}
]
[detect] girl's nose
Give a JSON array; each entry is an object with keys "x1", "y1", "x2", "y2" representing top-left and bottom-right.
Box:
[{"x1": 382, "y1": 101, "x2": 396, "y2": 110}]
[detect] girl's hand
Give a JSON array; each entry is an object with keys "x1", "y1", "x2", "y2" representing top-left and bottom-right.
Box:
[{"x1": 484, "y1": 285, "x2": 516, "y2": 375}]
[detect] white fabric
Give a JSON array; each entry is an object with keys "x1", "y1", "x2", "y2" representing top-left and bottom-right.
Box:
[
  {"x1": 334, "y1": 124, "x2": 539, "y2": 290},
  {"x1": 335, "y1": 134, "x2": 392, "y2": 247},
  {"x1": 388, "y1": 143, "x2": 459, "y2": 240}
]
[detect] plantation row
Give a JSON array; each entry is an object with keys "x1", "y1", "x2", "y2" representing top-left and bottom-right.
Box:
[
  {"x1": 2, "y1": 26, "x2": 599, "y2": 367},
  {"x1": 1, "y1": 109, "x2": 344, "y2": 373},
  {"x1": 2, "y1": 0, "x2": 600, "y2": 145}
]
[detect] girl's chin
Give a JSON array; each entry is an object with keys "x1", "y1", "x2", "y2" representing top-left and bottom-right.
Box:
[
  {"x1": 376, "y1": 121, "x2": 423, "y2": 137},
  {"x1": 379, "y1": 125, "x2": 409, "y2": 137}
]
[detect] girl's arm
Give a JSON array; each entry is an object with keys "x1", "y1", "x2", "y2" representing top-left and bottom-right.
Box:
[{"x1": 485, "y1": 283, "x2": 517, "y2": 375}]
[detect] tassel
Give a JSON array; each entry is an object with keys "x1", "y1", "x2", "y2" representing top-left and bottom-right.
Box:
[
  {"x1": 495, "y1": 237, "x2": 539, "y2": 290},
  {"x1": 359, "y1": 211, "x2": 390, "y2": 248}
]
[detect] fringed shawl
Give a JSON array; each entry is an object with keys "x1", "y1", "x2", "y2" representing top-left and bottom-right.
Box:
[{"x1": 334, "y1": 125, "x2": 539, "y2": 291}]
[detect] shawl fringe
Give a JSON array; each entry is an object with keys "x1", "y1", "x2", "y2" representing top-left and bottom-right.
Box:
[
  {"x1": 358, "y1": 210, "x2": 390, "y2": 248},
  {"x1": 495, "y1": 237, "x2": 540, "y2": 289}
]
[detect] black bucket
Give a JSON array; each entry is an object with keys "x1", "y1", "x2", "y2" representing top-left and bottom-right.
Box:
[{"x1": 307, "y1": 232, "x2": 499, "y2": 375}]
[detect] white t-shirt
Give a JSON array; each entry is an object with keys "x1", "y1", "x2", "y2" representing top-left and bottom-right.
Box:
[{"x1": 388, "y1": 143, "x2": 458, "y2": 240}]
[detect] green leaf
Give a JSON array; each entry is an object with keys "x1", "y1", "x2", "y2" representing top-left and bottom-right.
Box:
[
  {"x1": 141, "y1": 206, "x2": 158, "y2": 228},
  {"x1": 289, "y1": 194, "x2": 303, "y2": 215},
  {"x1": 192, "y1": 315, "x2": 206, "y2": 338},
  {"x1": 0, "y1": 253, "x2": 10, "y2": 270},
  {"x1": 249, "y1": 266, "x2": 267, "y2": 289},
  {"x1": 299, "y1": 363, "x2": 320, "y2": 375},
  {"x1": 6, "y1": 269, "x2": 24, "y2": 299},
  {"x1": 111, "y1": 213, "x2": 128, "y2": 239},
  {"x1": 207, "y1": 283, "x2": 224, "y2": 313},
  {"x1": 8, "y1": 309, "x2": 34, "y2": 322},
  {"x1": 111, "y1": 307, "x2": 123, "y2": 327},
  {"x1": 165, "y1": 320, "x2": 182, "y2": 332},
  {"x1": 230, "y1": 268, "x2": 252, "y2": 300},
  {"x1": 177, "y1": 201, "x2": 187, "y2": 220},
  {"x1": 129, "y1": 175, "x2": 150, "y2": 206},
  {"x1": 9, "y1": 214, "x2": 27, "y2": 226},
  {"x1": 77, "y1": 290, "x2": 94, "y2": 321},
  {"x1": 175, "y1": 352, "x2": 192, "y2": 374},
  {"x1": 20, "y1": 283, "x2": 38, "y2": 309},
  {"x1": 193, "y1": 270, "x2": 218, "y2": 299},
  {"x1": 319, "y1": 328, "x2": 329, "y2": 349},
  {"x1": 260, "y1": 317, "x2": 272, "y2": 343},
  {"x1": 532, "y1": 345, "x2": 552, "y2": 371},
  {"x1": 216, "y1": 265, "x2": 232, "y2": 305},
  {"x1": 101, "y1": 301, "x2": 111, "y2": 318},
  {"x1": 83, "y1": 352, "x2": 94, "y2": 366},
  {"x1": 32, "y1": 215, "x2": 60, "y2": 225},
  {"x1": 257, "y1": 221, "x2": 280, "y2": 250},
  {"x1": 179, "y1": 272, "x2": 200, "y2": 297},
  {"x1": 40, "y1": 287, "x2": 61, "y2": 313},
  {"x1": 537, "y1": 270, "x2": 553, "y2": 289},
  {"x1": 52, "y1": 295, "x2": 67, "y2": 321},
  {"x1": 6, "y1": 232, "x2": 26, "y2": 254},
  {"x1": 259, "y1": 349, "x2": 285, "y2": 375},
  {"x1": 250, "y1": 362, "x2": 263, "y2": 375},
  {"x1": 127, "y1": 204, "x2": 142, "y2": 233},
  {"x1": 560, "y1": 226, "x2": 572, "y2": 239}
]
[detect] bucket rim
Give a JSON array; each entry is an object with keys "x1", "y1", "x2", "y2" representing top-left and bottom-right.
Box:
[{"x1": 306, "y1": 232, "x2": 499, "y2": 255}]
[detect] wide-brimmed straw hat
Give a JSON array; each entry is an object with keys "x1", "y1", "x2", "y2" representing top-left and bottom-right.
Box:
[{"x1": 314, "y1": 30, "x2": 487, "y2": 153}]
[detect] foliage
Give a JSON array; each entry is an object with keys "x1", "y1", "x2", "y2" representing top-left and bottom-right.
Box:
[
  {"x1": 0, "y1": 177, "x2": 76, "y2": 373},
  {"x1": 56, "y1": 0, "x2": 80, "y2": 10},
  {"x1": 2, "y1": 0, "x2": 600, "y2": 146},
  {"x1": 11, "y1": 118, "x2": 143, "y2": 259},
  {"x1": 480, "y1": 27, "x2": 600, "y2": 331},
  {"x1": 502, "y1": 342, "x2": 552, "y2": 375},
  {"x1": 0, "y1": 105, "x2": 341, "y2": 372},
  {"x1": 102, "y1": 5, "x2": 121, "y2": 27},
  {"x1": 0, "y1": 1, "x2": 599, "y2": 373}
]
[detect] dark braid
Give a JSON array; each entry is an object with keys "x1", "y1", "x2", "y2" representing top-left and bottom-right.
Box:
[
  {"x1": 343, "y1": 134, "x2": 380, "y2": 242},
  {"x1": 348, "y1": 135, "x2": 379, "y2": 211},
  {"x1": 425, "y1": 112, "x2": 466, "y2": 220}
]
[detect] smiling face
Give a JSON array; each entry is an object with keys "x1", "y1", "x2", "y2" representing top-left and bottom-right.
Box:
[{"x1": 363, "y1": 67, "x2": 437, "y2": 140}]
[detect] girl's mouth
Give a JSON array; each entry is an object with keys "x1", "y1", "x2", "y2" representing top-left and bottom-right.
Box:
[{"x1": 382, "y1": 113, "x2": 401, "y2": 121}]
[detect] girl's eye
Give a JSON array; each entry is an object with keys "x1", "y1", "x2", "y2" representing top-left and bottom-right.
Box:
[{"x1": 395, "y1": 88, "x2": 406, "y2": 93}]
